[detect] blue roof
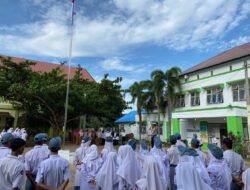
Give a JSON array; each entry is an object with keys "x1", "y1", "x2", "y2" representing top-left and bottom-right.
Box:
[{"x1": 115, "y1": 110, "x2": 146, "y2": 123}]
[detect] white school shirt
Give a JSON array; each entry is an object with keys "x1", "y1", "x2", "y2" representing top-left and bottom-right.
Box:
[
  {"x1": 35, "y1": 154, "x2": 71, "y2": 188},
  {"x1": 0, "y1": 155, "x2": 25, "y2": 190},
  {"x1": 0, "y1": 147, "x2": 11, "y2": 160},
  {"x1": 167, "y1": 145, "x2": 179, "y2": 165},
  {"x1": 25, "y1": 145, "x2": 50, "y2": 175},
  {"x1": 223, "y1": 149, "x2": 246, "y2": 178}
]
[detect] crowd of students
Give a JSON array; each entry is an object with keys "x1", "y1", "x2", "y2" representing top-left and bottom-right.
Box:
[{"x1": 0, "y1": 130, "x2": 249, "y2": 190}]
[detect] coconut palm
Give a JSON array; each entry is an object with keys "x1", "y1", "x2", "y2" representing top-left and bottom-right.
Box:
[
  {"x1": 165, "y1": 67, "x2": 182, "y2": 138},
  {"x1": 149, "y1": 67, "x2": 181, "y2": 139},
  {"x1": 129, "y1": 81, "x2": 152, "y2": 140}
]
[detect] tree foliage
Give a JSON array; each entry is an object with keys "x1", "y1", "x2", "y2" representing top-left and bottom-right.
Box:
[{"x1": 0, "y1": 57, "x2": 126, "y2": 134}]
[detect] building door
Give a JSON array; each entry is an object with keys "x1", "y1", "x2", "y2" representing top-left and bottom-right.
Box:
[{"x1": 220, "y1": 128, "x2": 227, "y2": 144}]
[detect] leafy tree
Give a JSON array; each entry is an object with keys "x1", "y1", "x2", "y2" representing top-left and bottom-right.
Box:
[{"x1": 0, "y1": 57, "x2": 126, "y2": 135}]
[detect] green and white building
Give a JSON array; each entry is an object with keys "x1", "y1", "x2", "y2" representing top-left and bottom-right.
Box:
[
  {"x1": 117, "y1": 43, "x2": 250, "y2": 147},
  {"x1": 172, "y1": 42, "x2": 250, "y2": 147}
]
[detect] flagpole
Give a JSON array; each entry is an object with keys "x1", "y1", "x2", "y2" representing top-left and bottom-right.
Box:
[{"x1": 63, "y1": 0, "x2": 76, "y2": 149}]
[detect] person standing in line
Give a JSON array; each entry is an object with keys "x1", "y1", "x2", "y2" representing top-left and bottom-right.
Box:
[
  {"x1": 0, "y1": 133, "x2": 14, "y2": 159},
  {"x1": 207, "y1": 144, "x2": 232, "y2": 190},
  {"x1": 128, "y1": 139, "x2": 137, "y2": 151},
  {"x1": 101, "y1": 136, "x2": 116, "y2": 163},
  {"x1": 74, "y1": 136, "x2": 91, "y2": 190},
  {"x1": 113, "y1": 131, "x2": 119, "y2": 146},
  {"x1": 40, "y1": 133, "x2": 50, "y2": 155},
  {"x1": 24, "y1": 134, "x2": 50, "y2": 190},
  {"x1": 116, "y1": 145, "x2": 141, "y2": 190},
  {"x1": 167, "y1": 135, "x2": 179, "y2": 190},
  {"x1": 191, "y1": 138, "x2": 207, "y2": 166},
  {"x1": 175, "y1": 133, "x2": 186, "y2": 147},
  {"x1": 149, "y1": 123, "x2": 157, "y2": 147},
  {"x1": 121, "y1": 129, "x2": 126, "y2": 145},
  {"x1": 222, "y1": 137, "x2": 246, "y2": 190},
  {"x1": 80, "y1": 142, "x2": 101, "y2": 190},
  {"x1": 150, "y1": 136, "x2": 170, "y2": 190},
  {"x1": 135, "y1": 156, "x2": 164, "y2": 190},
  {"x1": 0, "y1": 138, "x2": 26, "y2": 190},
  {"x1": 96, "y1": 152, "x2": 119, "y2": 190},
  {"x1": 35, "y1": 137, "x2": 70, "y2": 190}
]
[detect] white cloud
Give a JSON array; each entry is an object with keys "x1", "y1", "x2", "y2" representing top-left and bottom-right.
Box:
[
  {"x1": 100, "y1": 57, "x2": 134, "y2": 71},
  {"x1": 0, "y1": 0, "x2": 250, "y2": 57},
  {"x1": 217, "y1": 35, "x2": 250, "y2": 51}
]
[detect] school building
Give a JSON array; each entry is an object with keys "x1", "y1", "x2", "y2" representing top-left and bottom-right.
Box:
[
  {"x1": 116, "y1": 42, "x2": 250, "y2": 146},
  {"x1": 0, "y1": 55, "x2": 94, "y2": 129}
]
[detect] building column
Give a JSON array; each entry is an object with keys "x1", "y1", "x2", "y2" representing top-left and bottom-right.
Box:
[
  {"x1": 226, "y1": 116, "x2": 243, "y2": 137},
  {"x1": 166, "y1": 121, "x2": 171, "y2": 141},
  {"x1": 172, "y1": 118, "x2": 180, "y2": 134}
]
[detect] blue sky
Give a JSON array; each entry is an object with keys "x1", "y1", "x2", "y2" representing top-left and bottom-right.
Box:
[{"x1": 0, "y1": 0, "x2": 250, "y2": 110}]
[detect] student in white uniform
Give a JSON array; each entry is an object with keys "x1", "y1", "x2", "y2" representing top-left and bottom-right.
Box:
[
  {"x1": 222, "y1": 137, "x2": 246, "y2": 190},
  {"x1": 36, "y1": 137, "x2": 70, "y2": 190},
  {"x1": 101, "y1": 136, "x2": 116, "y2": 162},
  {"x1": 242, "y1": 168, "x2": 250, "y2": 190},
  {"x1": 177, "y1": 146, "x2": 211, "y2": 186},
  {"x1": 167, "y1": 135, "x2": 179, "y2": 190},
  {"x1": 74, "y1": 136, "x2": 91, "y2": 190},
  {"x1": 135, "y1": 156, "x2": 164, "y2": 190},
  {"x1": 40, "y1": 133, "x2": 50, "y2": 155},
  {"x1": 176, "y1": 160, "x2": 213, "y2": 190},
  {"x1": 127, "y1": 138, "x2": 137, "y2": 151},
  {"x1": 24, "y1": 133, "x2": 50, "y2": 190},
  {"x1": 175, "y1": 133, "x2": 186, "y2": 147},
  {"x1": 191, "y1": 138, "x2": 207, "y2": 166},
  {"x1": 0, "y1": 138, "x2": 26, "y2": 190},
  {"x1": 96, "y1": 152, "x2": 119, "y2": 190},
  {"x1": 207, "y1": 144, "x2": 232, "y2": 190},
  {"x1": 80, "y1": 143, "x2": 101, "y2": 190},
  {"x1": 116, "y1": 145, "x2": 141, "y2": 190},
  {"x1": 0, "y1": 132, "x2": 14, "y2": 159},
  {"x1": 150, "y1": 136, "x2": 170, "y2": 190},
  {"x1": 139, "y1": 139, "x2": 150, "y2": 156}
]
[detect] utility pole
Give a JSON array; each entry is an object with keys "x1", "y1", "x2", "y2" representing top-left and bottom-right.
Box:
[{"x1": 244, "y1": 59, "x2": 250, "y2": 140}]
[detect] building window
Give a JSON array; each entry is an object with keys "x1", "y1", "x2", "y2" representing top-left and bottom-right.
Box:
[
  {"x1": 191, "y1": 92, "x2": 200, "y2": 106},
  {"x1": 211, "y1": 70, "x2": 213, "y2": 76},
  {"x1": 175, "y1": 94, "x2": 185, "y2": 108},
  {"x1": 207, "y1": 88, "x2": 223, "y2": 104},
  {"x1": 197, "y1": 75, "x2": 199, "y2": 79},
  {"x1": 232, "y1": 83, "x2": 245, "y2": 101},
  {"x1": 230, "y1": 65, "x2": 233, "y2": 71}
]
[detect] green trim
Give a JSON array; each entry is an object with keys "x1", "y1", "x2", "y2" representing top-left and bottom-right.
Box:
[
  {"x1": 201, "y1": 143, "x2": 208, "y2": 151},
  {"x1": 226, "y1": 116, "x2": 243, "y2": 137},
  {"x1": 202, "y1": 83, "x2": 224, "y2": 90},
  {"x1": 173, "y1": 106, "x2": 246, "y2": 113},
  {"x1": 186, "y1": 88, "x2": 202, "y2": 93},
  {"x1": 172, "y1": 118, "x2": 180, "y2": 134},
  {"x1": 226, "y1": 78, "x2": 247, "y2": 85},
  {"x1": 183, "y1": 65, "x2": 250, "y2": 84}
]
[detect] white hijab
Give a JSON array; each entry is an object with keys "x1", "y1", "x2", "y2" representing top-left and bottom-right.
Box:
[
  {"x1": 176, "y1": 162, "x2": 213, "y2": 190},
  {"x1": 116, "y1": 145, "x2": 141, "y2": 188},
  {"x1": 96, "y1": 152, "x2": 119, "y2": 190},
  {"x1": 136, "y1": 156, "x2": 164, "y2": 190},
  {"x1": 101, "y1": 141, "x2": 116, "y2": 161},
  {"x1": 82, "y1": 144, "x2": 100, "y2": 168},
  {"x1": 242, "y1": 168, "x2": 250, "y2": 190},
  {"x1": 207, "y1": 150, "x2": 232, "y2": 190}
]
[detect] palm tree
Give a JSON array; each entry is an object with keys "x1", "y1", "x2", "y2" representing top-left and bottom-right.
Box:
[
  {"x1": 151, "y1": 70, "x2": 167, "y2": 134},
  {"x1": 165, "y1": 67, "x2": 182, "y2": 138},
  {"x1": 129, "y1": 81, "x2": 151, "y2": 140}
]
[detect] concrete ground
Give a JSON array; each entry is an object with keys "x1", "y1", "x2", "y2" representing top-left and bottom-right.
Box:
[{"x1": 23, "y1": 143, "x2": 250, "y2": 190}]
